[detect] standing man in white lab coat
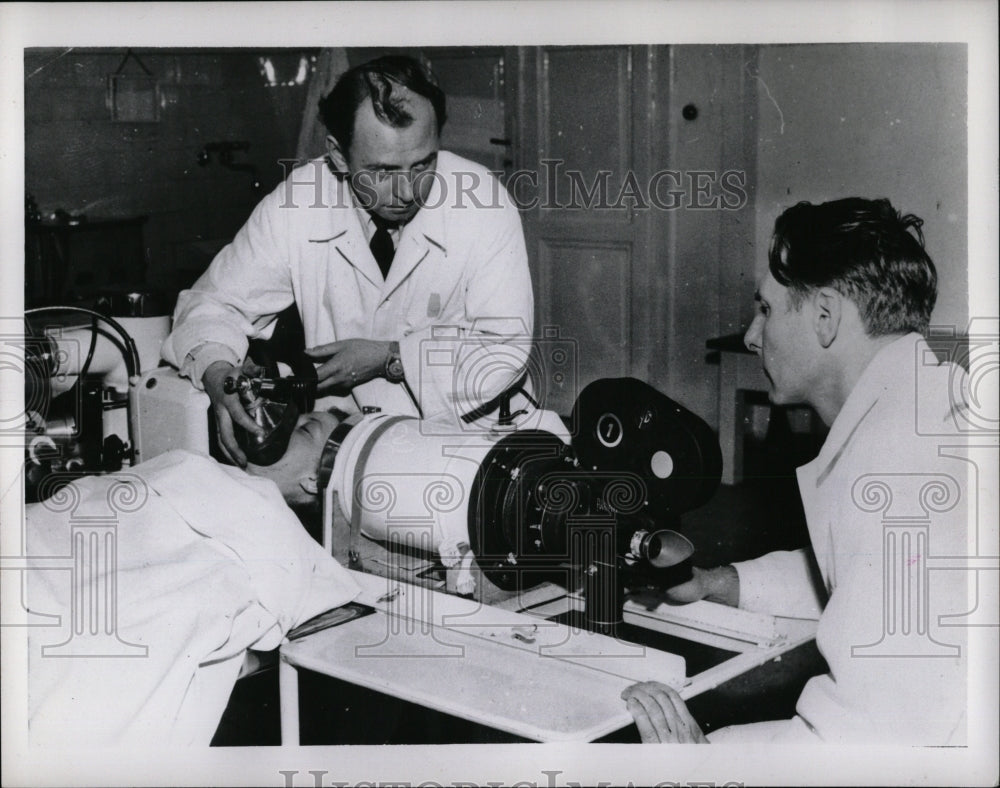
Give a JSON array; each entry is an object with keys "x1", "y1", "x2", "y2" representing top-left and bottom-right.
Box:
[
  {"x1": 623, "y1": 197, "x2": 970, "y2": 744},
  {"x1": 163, "y1": 55, "x2": 534, "y2": 466}
]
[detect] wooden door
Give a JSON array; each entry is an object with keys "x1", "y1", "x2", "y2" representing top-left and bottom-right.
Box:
[
  {"x1": 425, "y1": 47, "x2": 511, "y2": 176},
  {"x1": 514, "y1": 45, "x2": 656, "y2": 418}
]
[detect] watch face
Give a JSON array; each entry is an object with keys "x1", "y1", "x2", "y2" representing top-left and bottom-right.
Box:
[{"x1": 387, "y1": 358, "x2": 405, "y2": 382}]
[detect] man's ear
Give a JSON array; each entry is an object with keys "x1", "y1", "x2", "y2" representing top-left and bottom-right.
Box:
[
  {"x1": 298, "y1": 474, "x2": 319, "y2": 497},
  {"x1": 325, "y1": 135, "x2": 348, "y2": 174},
  {"x1": 812, "y1": 287, "x2": 842, "y2": 348}
]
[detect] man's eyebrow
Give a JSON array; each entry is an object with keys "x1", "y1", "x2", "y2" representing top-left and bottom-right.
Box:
[
  {"x1": 362, "y1": 160, "x2": 401, "y2": 171},
  {"x1": 364, "y1": 152, "x2": 438, "y2": 171}
]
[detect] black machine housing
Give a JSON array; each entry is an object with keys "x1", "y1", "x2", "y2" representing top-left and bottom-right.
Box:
[{"x1": 467, "y1": 378, "x2": 722, "y2": 629}]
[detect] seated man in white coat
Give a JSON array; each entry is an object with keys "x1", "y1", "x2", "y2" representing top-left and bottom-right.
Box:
[
  {"x1": 623, "y1": 197, "x2": 969, "y2": 744},
  {"x1": 163, "y1": 55, "x2": 534, "y2": 467},
  {"x1": 26, "y1": 411, "x2": 358, "y2": 746}
]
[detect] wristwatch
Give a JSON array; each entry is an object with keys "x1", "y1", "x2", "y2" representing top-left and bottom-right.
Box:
[{"x1": 384, "y1": 341, "x2": 405, "y2": 383}]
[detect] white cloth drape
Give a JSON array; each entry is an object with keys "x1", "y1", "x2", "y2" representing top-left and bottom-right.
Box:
[{"x1": 27, "y1": 451, "x2": 359, "y2": 746}]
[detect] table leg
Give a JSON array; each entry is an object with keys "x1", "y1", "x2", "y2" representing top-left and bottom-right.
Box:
[{"x1": 279, "y1": 656, "x2": 300, "y2": 746}]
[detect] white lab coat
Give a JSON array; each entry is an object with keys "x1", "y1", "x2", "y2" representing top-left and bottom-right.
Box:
[
  {"x1": 26, "y1": 451, "x2": 359, "y2": 746},
  {"x1": 724, "y1": 334, "x2": 969, "y2": 744},
  {"x1": 162, "y1": 152, "x2": 534, "y2": 425}
]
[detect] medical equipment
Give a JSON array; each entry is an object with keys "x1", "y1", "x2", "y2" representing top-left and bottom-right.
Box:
[
  {"x1": 22, "y1": 300, "x2": 168, "y2": 502},
  {"x1": 319, "y1": 377, "x2": 722, "y2": 634},
  {"x1": 24, "y1": 298, "x2": 324, "y2": 493},
  {"x1": 224, "y1": 371, "x2": 317, "y2": 465},
  {"x1": 130, "y1": 350, "x2": 316, "y2": 466}
]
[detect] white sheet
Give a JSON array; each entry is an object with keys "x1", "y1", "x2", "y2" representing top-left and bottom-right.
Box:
[{"x1": 25, "y1": 450, "x2": 359, "y2": 746}]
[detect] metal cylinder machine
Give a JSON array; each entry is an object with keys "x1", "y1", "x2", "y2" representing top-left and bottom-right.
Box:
[{"x1": 320, "y1": 377, "x2": 722, "y2": 634}]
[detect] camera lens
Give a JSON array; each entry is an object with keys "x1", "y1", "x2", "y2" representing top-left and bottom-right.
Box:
[{"x1": 628, "y1": 528, "x2": 694, "y2": 569}]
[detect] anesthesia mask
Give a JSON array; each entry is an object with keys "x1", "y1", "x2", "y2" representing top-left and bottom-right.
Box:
[{"x1": 224, "y1": 373, "x2": 317, "y2": 465}]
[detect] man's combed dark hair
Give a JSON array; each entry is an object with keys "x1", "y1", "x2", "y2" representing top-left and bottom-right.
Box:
[
  {"x1": 768, "y1": 197, "x2": 938, "y2": 336},
  {"x1": 318, "y1": 55, "x2": 447, "y2": 153}
]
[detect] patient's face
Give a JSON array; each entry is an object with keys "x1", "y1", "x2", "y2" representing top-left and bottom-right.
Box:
[{"x1": 246, "y1": 411, "x2": 341, "y2": 504}]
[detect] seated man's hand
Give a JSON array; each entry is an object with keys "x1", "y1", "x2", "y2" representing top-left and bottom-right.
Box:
[
  {"x1": 666, "y1": 565, "x2": 740, "y2": 607},
  {"x1": 622, "y1": 682, "x2": 707, "y2": 743},
  {"x1": 202, "y1": 360, "x2": 265, "y2": 468},
  {"x1": 305, "y1": 339, "x2": 392, "y2": 393}
]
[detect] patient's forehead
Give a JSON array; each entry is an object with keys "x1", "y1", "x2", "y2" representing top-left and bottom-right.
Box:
[
  {"x1": 294, "y1": 411, "x2": 342, "y2": 446},
  {"x1": 310, "y1": 410, "x2": 341, "y2": 428}
]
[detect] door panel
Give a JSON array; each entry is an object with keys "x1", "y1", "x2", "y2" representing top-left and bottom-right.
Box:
[
  {"x1": 538, "y1": 239, "x2": 632, "y2": 395},
  {"x1": 426, "y1": 48, "x2": 508, "y2": 175},
  {"x1": 517, "y1": 46, "x2": 654, "y2": 416},
  {"x1": 540, "y1": 47, "x2": 632, "y2": 221}
]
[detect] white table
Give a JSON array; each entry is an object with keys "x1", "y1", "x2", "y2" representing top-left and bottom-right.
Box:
[{"x1": 279, "y1": 570, "x2": 818, "y2": 743}]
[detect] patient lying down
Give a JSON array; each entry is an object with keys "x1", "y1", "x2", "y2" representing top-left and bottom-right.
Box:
[{"x1": 26, "y1": 412, "x2": 358, "y2": 747}]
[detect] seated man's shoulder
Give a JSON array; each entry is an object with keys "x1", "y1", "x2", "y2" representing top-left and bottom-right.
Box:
[
  {"x1": 867, "y1": 337, "x2": 968, "y2": 432},
  {"x1": 918, "y1": 355, "x2": 971, "y2": 433},
  {"x1": 844, "y1": 352, "x2": 974, "y2": 521}
]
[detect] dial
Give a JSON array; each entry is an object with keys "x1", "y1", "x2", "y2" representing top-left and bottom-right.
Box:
[{"x1": 596, "y1": 412, "x2": 623, "y2": 448}]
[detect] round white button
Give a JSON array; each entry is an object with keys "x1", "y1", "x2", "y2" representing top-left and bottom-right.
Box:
[{"x1": 650, "y1": 450, "x2": 673, "y2": 479}]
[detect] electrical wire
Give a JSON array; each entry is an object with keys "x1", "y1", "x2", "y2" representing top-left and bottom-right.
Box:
[
  {"x1": 78, "y1": 316, "x2": 99, "y2": 380},
  {"x1": 25, "y1": 305, "x2": 143, "y2": 467},
  {"x1": 25, "y1": 305, "x2": 142, "y2": 378}
]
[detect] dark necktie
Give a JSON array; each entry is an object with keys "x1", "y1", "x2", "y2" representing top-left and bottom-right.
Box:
[{"x1": 369, "y1": 219, "x2": 395, "y2": 279}]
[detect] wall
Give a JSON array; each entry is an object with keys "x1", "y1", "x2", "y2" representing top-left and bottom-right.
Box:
[
  {"x1": 652, "y1": 45, "x2": 758, "y2": 426},
  {"x1": 24, "y1": 48, "x2": 313, "y2": 296},
  {"x1": 629, "y1": 43, "x2": 968, "y2": 429},
  {"x1": 751, "y1": 43, "x2": 968, "y2": 333}
]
